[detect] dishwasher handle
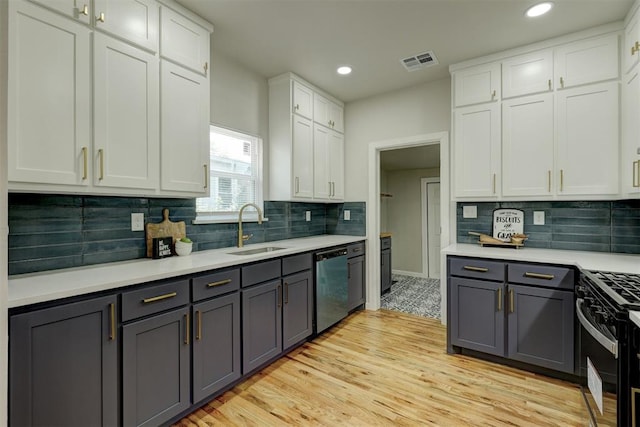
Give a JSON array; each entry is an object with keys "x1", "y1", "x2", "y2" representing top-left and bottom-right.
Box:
[{"x1": 316, "y1": 247, "x2": 348, "y2": 261}]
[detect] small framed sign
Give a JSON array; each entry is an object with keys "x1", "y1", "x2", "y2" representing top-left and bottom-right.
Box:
[
  {"x1": 152, "y1": 236, "x2": 173, "y2": 259},
  {"x1": 493, "y1": 209, "x2": 524, "y2": 242}
]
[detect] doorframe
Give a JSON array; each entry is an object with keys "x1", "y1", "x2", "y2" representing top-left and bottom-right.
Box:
[
  {"x1": 421, "y1": 177, "x2": 440, "y2": 279},
  {"x1": 366, "y1": 131, "x2": 450, "y2": 324}
]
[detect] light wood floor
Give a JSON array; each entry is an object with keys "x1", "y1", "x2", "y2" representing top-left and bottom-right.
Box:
[{"x1": 174, "y1": 309, "x2": 595, "y2": 426}]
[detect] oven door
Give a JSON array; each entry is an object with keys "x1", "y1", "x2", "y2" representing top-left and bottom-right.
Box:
[{"x1": 577, "y1": 298, "x2": 618, "y2": 426}]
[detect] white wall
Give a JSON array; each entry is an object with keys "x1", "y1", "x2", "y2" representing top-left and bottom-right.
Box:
[
  {"x1": 387, "y1": 167, "x2": 440, "y2": 273},
  {"x1": 344, "y1": 77, "x2": 451, "y2": 202},
  {"x1": 1, "y1": 0, "x2": 9, "y2": 423}
]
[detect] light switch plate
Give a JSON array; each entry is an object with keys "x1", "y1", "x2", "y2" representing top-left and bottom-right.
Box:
[
  {"x1": 462, "y1": 205, "x2": 477, "y2": 219},
  {"x1": 344, "y1": 210, "x2": 351, "y2": 221},
  {"x1": 305, "y1": 211, "x2": 311, "y2": 221},
  {"x1": 131, "y1": 213, "x2": 144, "y2": 231},
  {"x1": 533, "y1": 211, "x2": 545, "y2": 225}
]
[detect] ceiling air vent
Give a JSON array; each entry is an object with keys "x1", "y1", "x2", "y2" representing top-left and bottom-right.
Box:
[{"x1": 401, "y1": 50, "x2": 438, "y2": 72}]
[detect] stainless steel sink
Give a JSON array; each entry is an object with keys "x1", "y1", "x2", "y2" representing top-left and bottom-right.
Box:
[{"x1": 227, "y1": 246, "x2": 287, "y2": 256}]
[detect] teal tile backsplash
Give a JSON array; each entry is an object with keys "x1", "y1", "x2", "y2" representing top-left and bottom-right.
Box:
[
  {"x1": 8, "y1": 194, "x2": 366, "y2": 275},
  {"x1": 457, "y1": 200, "x2": 640, "y2": 254}
]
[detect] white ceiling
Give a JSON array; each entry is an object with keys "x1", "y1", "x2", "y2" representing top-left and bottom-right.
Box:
[{"x1": 175, "y1": 0, "x2": 633, "y2": 103}]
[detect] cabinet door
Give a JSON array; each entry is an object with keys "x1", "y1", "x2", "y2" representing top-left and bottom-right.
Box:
[
  {"x1": 554, "y1": 33, "x2": 619, "y2": 89},
  {"x1": 93, "y1": 33, "x2": 159, "y2": 190},
  {"x1": 242, "y1": 280, "x2": 283, "y2": 374},
  {"x1": 380, "y1": 249, "x2": 392, "y2": 294},
  {"x1": 283, "y1": 270, "x2": 313, "y2": 351},
  {"x1": 556, "y1": 81, "x2": 619, "y2": 196},
  {"x1": 10, "y1": 295, "x2": 118, "y2": 427},
  {"x1": 192, "y1": 292, "x2": 241, "y2": 403},
  {"x1": 330, "y1": 102, "x2": 344, "y2": 133},
  {"x1": 313, "y1": 93, "x2": 331, "y2": 128},
  {"x1": 622, "y1": 67, "x2": 640, "y2": 196},
  {"x1": 348, "y1": 255, "x2": 366, "y2": 310},
  {"x1": 329, "y1": 131, "x2": 345, "y2": 200},
  {"x1": 502, "y1": 93, "x2": 554, "y2": 197},
  {"x1": 502, "y1": 49, "x2": 553, "y2": 98},
  {"x1": 293, "y1": 81, "x2": 313, "y2": 119},
  {"x1": 450, "y1": 277, "x2": 505, "y2": 357},
  {"x1": 122, "y1": 307, "x2": 191, "y2": 427},
  {"x1": 454, "y1": 63, "x2": 500, "y2": 107},
  {"x1": 160, "y1": 6, "x2": 210, "y2": 75},
  {"x1": 292, "y1": 115, "x2": 314, "y2": 198},
  {"x1": 8, "y1": 2, "x2": 91, "y2": 187},
  {"x1": 160, "y1": 60, "x2": 210, "y2": 194},
  {"x1": 625, "y1": 8, "x2": 640, "y2": 74},
  {"x1": 94, "y1": 0, "x2": 159, "y2": 52},
  {"x1": 27, "y1": 0, "x2": 91, "y2": 24},
  {"x1": 453, "y1": 103, "x2": 501, "y2": 198},
  {"x1": 313, "y1": 125, "x2": 330, "y2": 199},
  {"x1": 507, "y1": 284, "x2": 574, "y2": 374}
]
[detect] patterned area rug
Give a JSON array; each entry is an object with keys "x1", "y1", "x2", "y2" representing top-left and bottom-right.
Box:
[{"x1": 380, "y1": 274, "x2": 441, "y2": 320}]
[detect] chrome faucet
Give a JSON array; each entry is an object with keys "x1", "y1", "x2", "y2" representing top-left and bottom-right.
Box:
[{"x1": 237, "y1": 203, "x2": 263, "y2": 247}]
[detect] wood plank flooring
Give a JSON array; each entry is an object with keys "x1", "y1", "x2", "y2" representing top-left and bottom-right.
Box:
[{"x1": 173, "y1": 309, "x2": 600, "y2": 426}]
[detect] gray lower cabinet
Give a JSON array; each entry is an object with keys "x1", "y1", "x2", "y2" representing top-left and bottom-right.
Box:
[
  {"x1": 348, "y1": 254, "x2": 366, "y2": 311},
  {"x1": 192, "y1": 292, "x2": 241, "y2": 403},
  {"x1": 9, "y1": 295, "x2": 118, "y2": 427},
  {"x1": 242, "y1": 279, "x2": 283, "y2": 374},
  {"x1": 380, "y1": 237, "x2": 392, "y2": 294},
  {"x1": 282, "y1": 269, "x2": 313, "y2": 351}
]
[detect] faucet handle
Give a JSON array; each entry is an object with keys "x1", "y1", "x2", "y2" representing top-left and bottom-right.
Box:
[{"x1": 242, "y1": 234, "x2": 253, "y2": 242}]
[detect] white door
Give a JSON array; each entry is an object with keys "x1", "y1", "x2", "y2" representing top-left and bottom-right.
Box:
[
  {"x1": 427, "y1": 182, "x2": 441, "y2": 279},
  {"x1": 313, "y1": 125, "x2": 330, "y2": 200},
  {"x1": 94, "y1": 0, "x2": 159, "y2": 52}
]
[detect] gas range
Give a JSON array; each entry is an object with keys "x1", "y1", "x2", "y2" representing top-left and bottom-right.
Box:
[{"x1": 584, "y1": 270, "x2": 640, "y2": 311}]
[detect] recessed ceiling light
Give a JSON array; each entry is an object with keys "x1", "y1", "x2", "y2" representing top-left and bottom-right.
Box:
[
  {"x1": 337, "y1": 66, "x2": 352, "y2": 75},
  {"x1": 526, "y1": 2, "x2": 553, "y2": 18}
]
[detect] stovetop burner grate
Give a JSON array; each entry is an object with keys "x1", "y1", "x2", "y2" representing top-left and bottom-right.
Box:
[{"x1": 589, "y1": 271, "x2": 640, "y2": 307}]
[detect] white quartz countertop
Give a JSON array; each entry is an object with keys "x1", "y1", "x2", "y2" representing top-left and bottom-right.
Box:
[
  {"x1": 443, "y1": 243, "x2": 640, "y2": 275},
  {"x1": 8, "y1": 235, "x2": 366, "y2": 308}
]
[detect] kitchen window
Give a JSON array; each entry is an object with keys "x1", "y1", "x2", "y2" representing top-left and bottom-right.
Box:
[{"x1": 195, "y1": 125, "x2": 263, "y2": 223}]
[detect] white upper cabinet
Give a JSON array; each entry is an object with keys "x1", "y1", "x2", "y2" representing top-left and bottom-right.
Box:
[
  {"x1": 8, "y1": 1, "x2": 91, "y2": 187},
  {"x1": 502, "y1": 50, "x2": 553, "y2": 98},
  {"x1": 453, "y1": 103, "x2": 501, "y2": 198},
  {"x1": 624, "y1": 6, "x2": 640, "y2": 74},
  {"x1": 293, "y1": 81, "x2": 313, "y2": 119},
  {"x1": 313, "y1": 93, "x2": 344, "y2": 133},
  {"x1": 161, "y1": 5, "x2": 210, "y2": 75},
  {"x1": 313, "y1": 126, "x2": 344, "y2": 200},
  {"x1": 93, "y1": 33, "x2": 159, "y2": 190},
  {"x1": 328, "y1": 131, "x2": 345, "y2": 199},
  {"x1": 93, "y1": 0, "x2": 159, "y2": 52},
  {"x1": 160, "y1": 61, "x2": 210, "y2": 194},
  {"x1": 554, "y1": 33, "x2": 619, "y2": 89},
  {"x1": 453, "y1": 63, "x2": 500, "y2": 107},
  {"x1": 27, "y1": 0, "x2": 92, "y2": 24},
  {"x1": 291, "y1": 116, "x2": 315, "y2": 199},
  {"x1": 622, "y1": 67, "x2": 640, "y2": 197},
  {"x1": 556, "y1": 81, "x2": 619, "y2": 196},
  {"x1": 502, "y1": 94, "x2": 554, "y2": 197}
]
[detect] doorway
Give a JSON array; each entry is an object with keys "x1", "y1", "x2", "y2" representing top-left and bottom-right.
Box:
[{"x1": 422, "y1": 178, "x2": 441, "y2": 279}]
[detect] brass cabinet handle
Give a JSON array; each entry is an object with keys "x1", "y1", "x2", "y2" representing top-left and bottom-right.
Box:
[
  {"x1": 491, "y1": 90, "x2": 496, "y2": 99},
  {"x1": 277, "y1": 284, "x2": 282, "y2": 308},
  {"x1": 108, "y1": 303, "x2": 116, "y2": 341},
  {"x1": 294, "y1": 104, "x2": 300, "y2": 111},
  {"x1": 195, "y1": 310, "x2": 202, "y2": 340},
  {"x1": 204, "y1": 61, "x2": 208, "y2": 76},
  {"x1": 463, "y1": 266, "x2": 489, "y2": 272},
  {"x1": 547, "y1": 170, "x2": 551, "y2": 193},
  {"x1": 80, "y1": 4, "x2": 89, "y2": 16},
  {"x1": 497, "y1": 288, "x2": 502, "y2": 312},
  {"x1": 295, "y1": 176, "x2": 300, "y2": 194},
  {"x1": 207, "y1": 279, "x2": 232, "y2": 288},
  {"x1": 284, "y1": 282, "x2": 289, "y2": 304},
  {"x1": 509, "y1": 289, "x2": 514, "y2": 313},
  {"x1": 142, "y1": 291, "x2": 177, "y2": 304},
  {"x1": 184, "y1": 313, "x2": 189, "y2": 345},
  {"x1": 548, "y1": 79, "x2": 551, "y2": 90},
  {"x1": 633, "y1": 41, "x2": 640, "y2": 55},
  {"x1": 493, "y1": 173, "x2": 496, "y2": 194},
  {"x1": 634, "y1": 160, "x2": 640, "y2": 188},
  {"x1": 96, "y1": 12, "x2": 105, "y2": 23},
  {"x1": 632, "y1": 387, "x2": 640, "y2": 426},
  {"x1": 203, "y1": 164, "x2": 208, "y2": 189},
  {"x1": 98, "y1": 149, "x2": 104, "y2": 180},
  {"x1": 82, "y1": 147, "x2": 88, "y2": 180},
  {"x1": 560, "y1": 76, "x2": 564, "y2": 88},
  {"x1": 560, "y1": 169, "x2": 564, "y2": 191},
  {"x1": 524, "y1": 272, "x2": 555, "y2": 280}
]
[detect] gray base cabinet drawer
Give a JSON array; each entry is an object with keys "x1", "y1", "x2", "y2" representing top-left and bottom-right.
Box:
[
  {"x1": 122, "y1": 279, "x2": 190, "y2": 322},
  {"x1": 192, "y1": 268, "x2": 240, "y2": 301},
  {"x1": 508, "y1": 264, "x2": 575, "y2": 290},
  {"x1": 449, "y1": 257, "x2": 506, "y2": 282},
  {"x1": 347, "y1": 242, "x2": 365, "y2": 257},
  {"x1": 242, "y1": 259, "x2": 281, "y2": 288},
  {"x1": 282, "y1": 252, "x2": 312, "y2": 276},
  {"x1": 380, "y1": 236, "x2": 391, "y2": 250}
]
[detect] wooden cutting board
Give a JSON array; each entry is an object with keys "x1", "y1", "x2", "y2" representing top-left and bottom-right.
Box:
[{"x1": 145, "y1": 208, "x2": 186, "y2": 258}]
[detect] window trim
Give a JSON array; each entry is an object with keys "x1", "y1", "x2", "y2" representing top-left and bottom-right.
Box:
[{"x1": 194, "y1": 125, "x2": 264, "y2": 224}]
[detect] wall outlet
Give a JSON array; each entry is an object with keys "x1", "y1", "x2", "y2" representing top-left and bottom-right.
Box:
[
  {"x1": 131, "y1": 213, "x2": 145, "y2": 231},
  {"x1": 344, "y1": 210, "x2": 351, "y2": 221},
  {"x1": 462, "y1": 205, "x2": 477, "y2": 219},
  {"x1": 305, "y1": 211, "x2": 311, "y2": 221},
  {"x1": 533, "y1": 211, "x2": 545, "y2": 225}
]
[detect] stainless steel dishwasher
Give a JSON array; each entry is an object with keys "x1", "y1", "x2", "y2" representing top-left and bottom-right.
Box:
[{"x1": 315, "y1": 247, "x2": 348, "y2": 334}]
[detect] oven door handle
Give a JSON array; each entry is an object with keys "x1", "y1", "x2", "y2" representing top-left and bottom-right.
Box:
[{"x1": 576, "y1": 298, "x2": 618, "y2": 359}]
